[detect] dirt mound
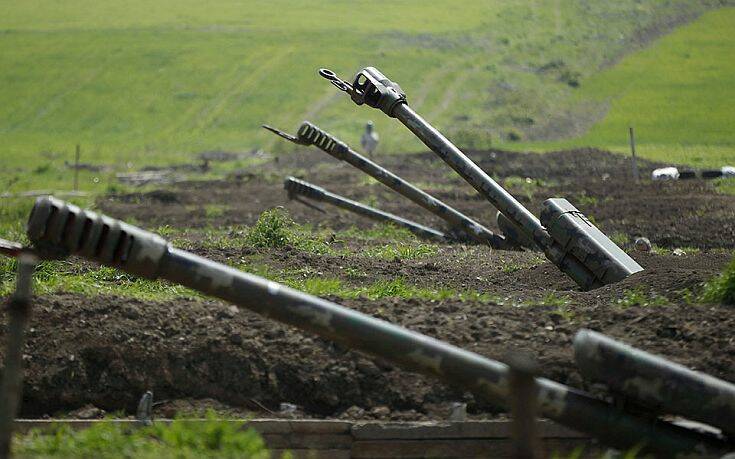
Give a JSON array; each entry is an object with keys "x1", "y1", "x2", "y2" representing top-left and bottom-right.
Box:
[{"x1": 100, "y1": 148, "x2": 735, "y2": 249}]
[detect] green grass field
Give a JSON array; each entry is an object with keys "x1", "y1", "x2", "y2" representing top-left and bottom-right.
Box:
[
  {"x1": 540, "y1": 7, "x2": 735, "y2": 167},
  {"x1": 0, "y1": 0, "x2": 724, "y2": 194}
]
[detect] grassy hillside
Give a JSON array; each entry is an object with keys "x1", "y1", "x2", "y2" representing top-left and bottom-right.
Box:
[
  {"x1": 542, "y1": 7, "x2": 735, "y2": 167},
  {"x1": 0, "y1": 0, "x2": 719, "y2": 193}
]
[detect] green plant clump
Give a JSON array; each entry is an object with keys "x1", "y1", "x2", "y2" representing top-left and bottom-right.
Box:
[
  {"x1": 13, "y1": 414, "x2": 269, "y2": 459},
  {"x1": 246, "y1": 208, "x2": 294, "y2": 248},
  {"x1": 701, "y1": 255, "x2": 735, "y2": 305}
]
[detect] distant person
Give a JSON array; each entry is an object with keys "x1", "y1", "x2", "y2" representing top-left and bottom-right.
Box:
[{"x1": 361, "y1": 121, "x2": 379, "y2": 157}]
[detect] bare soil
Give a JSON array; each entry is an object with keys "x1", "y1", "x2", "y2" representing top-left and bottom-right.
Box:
[{"x1": 3, "y1": 147, "x2": 735, "y2": 420}]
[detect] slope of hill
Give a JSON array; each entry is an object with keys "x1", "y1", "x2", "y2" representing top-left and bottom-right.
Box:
[
  {"x1": 563, "y1": 7, "x2": 735, "y2": 167},
  {"x1": 0, "y1": 0, "x2": 721, "y2": 193}
]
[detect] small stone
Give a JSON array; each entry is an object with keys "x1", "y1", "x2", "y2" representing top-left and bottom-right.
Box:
[
  {"x1": 229, "y1": 333, "x2": 243, "y2": 345},
  {"x1": 370, "y1": 406, "x2": 391, "y2": 418},
  {"x1": 672, "y1": 248, "x2": 686, "y2": 256},
  {"x1": 279, "y1": 402, "x2": 298, "y2": 414},
  {"x1": 218, "y1": 305, "x2": 239, "y2": 319},
  {"x1": 634, "y1": 237, "x2": 652, "y2": 252},
  {"x1": 70, "y1": 404, "x2": 105, "y2": 419},
  {"x1": 340, "y1": 405, "x2": 365, "y2": 419}
]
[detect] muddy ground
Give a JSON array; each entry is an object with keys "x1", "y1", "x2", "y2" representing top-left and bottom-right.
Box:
[{"x1": 3, "y1": 147, "x2": 735, "y2": 421}]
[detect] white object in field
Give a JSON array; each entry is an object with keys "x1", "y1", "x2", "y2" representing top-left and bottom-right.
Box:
[
  {"x1": 361, "y1": 121, "x2": 379, "y2": 156},
  {"x1": 634, "y1": 237, "x2": 652, "y2": 252},
  {"x1": 721, "y1": 166, "x2": 735, "y2": 177},
  {"x1": 651, "y1": 167, "x2": 679, "y2": 181}
]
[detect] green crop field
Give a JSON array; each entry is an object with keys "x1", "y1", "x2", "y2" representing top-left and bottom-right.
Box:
[
  {"x1": 544, "y1": 7, "x2": 735, "y2": 167},
  {"x1": 0, "y1": 0, "x2": 726, "y2": 194}
]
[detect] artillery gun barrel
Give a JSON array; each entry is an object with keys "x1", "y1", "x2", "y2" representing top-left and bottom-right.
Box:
[
  {"x1": 284, "y1": 176, "x2": 447, "y2": 242},
  {"x1": 574, "y1": 329, "x2": 735, "y2": 437},
  {"x1": 23, "y1": 196, "x2": 731, "y2": 457},
  {"x1": 318, "y1": 67, "x2": 643, "y2": 290},
  {"x1": 265, "y1": 122, "x2": 506, "y2": 248}
]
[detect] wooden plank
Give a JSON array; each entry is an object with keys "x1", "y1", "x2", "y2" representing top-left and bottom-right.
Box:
[
  {"x1": 269, "y1": 448, "x2": 351, "y2": 459},
  {"x1": 262, "y1": 433, "x2": 352, "y2": 449},
  {"x1": 351, "y1": 439, "x2": 514, "y2": 458},
  {"x1": 287, "y1": 420, "x2": 352, "y2": 434},
  {"x1": 351, "y1": 420, "x2": 586, "y2": 440}
]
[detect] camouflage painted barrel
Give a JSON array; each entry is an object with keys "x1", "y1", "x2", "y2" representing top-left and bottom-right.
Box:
[
  {"x1": 23, "y1": 197, "x2": 731, "y2": 457},
  {"x1": 291, "y1": 121, "x2": 506, "y2": 247},
  {"x1": 574, "y1": 329, "x2": 735, "y2": 436},
  {"x1": 283, "y1": 176, "x2": 447, "y2": 242}
]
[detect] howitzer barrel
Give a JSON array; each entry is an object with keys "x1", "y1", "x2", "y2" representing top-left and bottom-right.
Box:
[
  {"x1": 574, "y1": 329, "x2": 735, "y2": 437},
  {"x1": 319, "y1": 67, "x2": 643, "y2": 290},
  {"x1": 287, "y1": 121, "x2": 505, "y2": 247},
  {"x1": 24, "y1": 196, "x2": 731, "y2": 457},
  {"x1": 284, "y1": 176, "x2": 447, "y2": 242}
]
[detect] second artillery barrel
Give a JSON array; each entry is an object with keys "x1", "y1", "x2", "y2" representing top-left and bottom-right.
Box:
[
  {"x1": 292, "y1": 121, "x2": 506, "y2": 247},
  {"x1": 284, "y1": 176, "x2": 447, "y2": 242},
  {"x1": 574, "y1": 329, "x2": 735, "y2": 437}
]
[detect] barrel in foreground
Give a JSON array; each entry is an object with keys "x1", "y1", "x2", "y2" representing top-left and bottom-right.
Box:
[
  {"x1": 574, "y1": 329, "x2": 735, "y2": 438},
  {"x1": 317, "y1": 66, "x2": 643, "y2": 290},
  {"x1": 22, "y1": 196, "x2": 731, "y2": 457}
]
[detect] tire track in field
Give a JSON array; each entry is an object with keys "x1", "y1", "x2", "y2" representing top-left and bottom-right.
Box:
[
  {"x1": 1, "y1": 41, "x2": 107, "y2": 133},
  {"x1": 411, "y1": 56, "x2": 472, "y2": 111},
  {"x1": 426, "y1": 64, "x2": 480, "y2": 123},
  {"x1": 190, "y1": 49, "x2": 288, "y2": 134},
  {"x1": 160, "y1": 47, "x2": 271, "y2": 140}
]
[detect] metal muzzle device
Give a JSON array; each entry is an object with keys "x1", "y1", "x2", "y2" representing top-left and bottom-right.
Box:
[{"x1": 318, "y1": 67, "x2": 643, "y2": 290}]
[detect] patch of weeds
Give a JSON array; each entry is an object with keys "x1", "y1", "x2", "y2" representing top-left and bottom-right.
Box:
[
  {"x1": 502, "y1": 263, "x2": 523, "y2": 274},
  {"x1": 299, "y1": 277, "x2": 344, "y2": 297},
  {"x1": 246, "y1": 207, "x2": 331, "y2": 254},
  {"x1": 526, "y1": 293, "x2": 576, "y2": 322},
  {"x1": 575, "y1": 192, "x2": 599, "y2": 207},
  {"x1": 204, "y1": 204, "x2": 226, "y2": 219},
  {"x1": 246, "y1": 208, "x2": 293, "y2": 248},
  {"x1": 502, "y1": 176, "x2": 554, "y2": 201},
  {"x1": 616, "y1": 287, "x2": 669, "y2": 308},
  {"x1": 0, "y1": 260, "x2": 201, "y2": 300},
  {"x1": 714, "y1": 177, "x2": 735, "y2": 195},
  {"x1": 344, "y1": 266, "x2": 367, "y2": 279},
  {"x1": 651, "y1": 245, "x2": 700, "y2": 256},
  {"x1": 362, "y1": 277, "x2": 416, "y2": 299},
  {"x1": 358, "y1": 176, "x2": 379, "y2": 186},
  {"x1": 363, "y1": 195, "x2": 379, "y2": 208},
  {"x1": 537, "y1": 292, "x2": 570, "y2": 307},
  {"x1": 700, "y1": 254, "x2": 735, "y2": 305},
  {"x1": 13, "y1": 411, "x2": 269, "y2": 458},
  {"x1": 338, "y1": 224, "x2": 417, "y2": 242},
  {"x1": 363, "y1": 243, "x2": 438, "y2": 261},
  {"x1": 609, "y1": 232, "x2": 630, "y2": 248},
  {"x1": 356, "y1": 278, "x2": 493, "y2": 302}
]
